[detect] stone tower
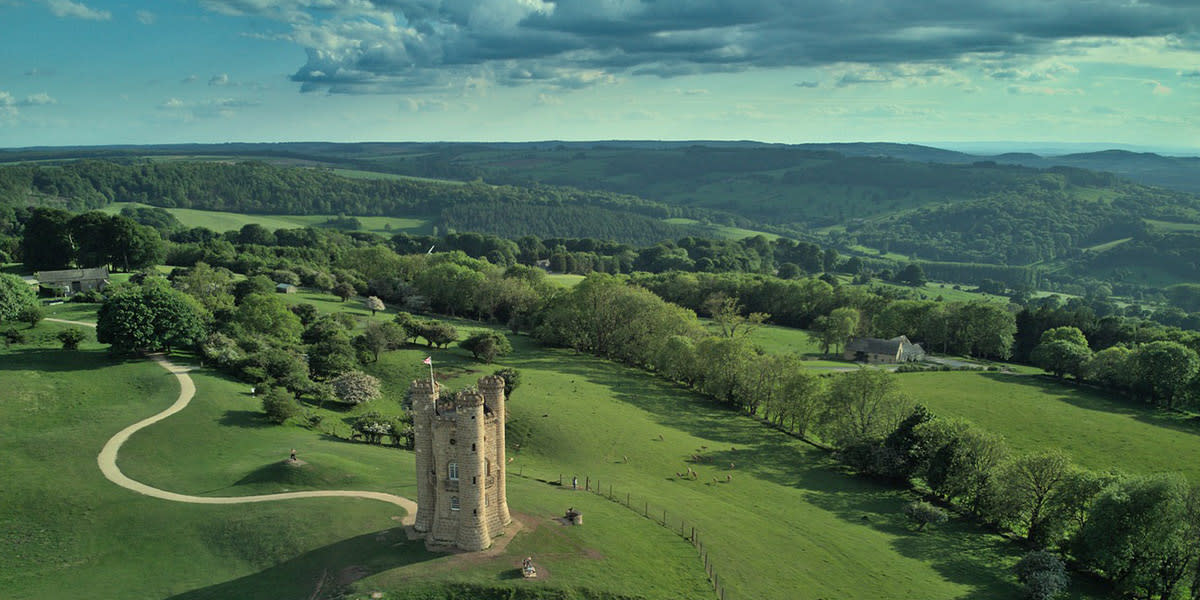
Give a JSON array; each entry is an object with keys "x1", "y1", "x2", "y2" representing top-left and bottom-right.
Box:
[{"x1": 411, "y1": 375, "x2": 511, "y2": 551}]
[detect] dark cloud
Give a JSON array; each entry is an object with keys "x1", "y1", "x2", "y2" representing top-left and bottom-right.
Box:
[
  {"x1": 795, "y1": 81, "x2": 820, "y2": 88},
  {"x1": 200, "y1": 0, "x2": 1200, "y2": 94}
]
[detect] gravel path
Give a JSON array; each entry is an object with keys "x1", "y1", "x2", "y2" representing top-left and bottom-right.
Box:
[{"x1": 48, "y1": 318, "x2": 417, "y2": 523}]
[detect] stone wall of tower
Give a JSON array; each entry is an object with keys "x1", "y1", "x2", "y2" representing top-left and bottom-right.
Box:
[
  {"x1": 410, "y1": 379, "x2": 438, "y2": 534},
  {"x1": 480, "y1": 375, "x2": 511, "y2": 528},
  {"x1": 409, "y1": 375, "x2": 511, "y2": 552}
]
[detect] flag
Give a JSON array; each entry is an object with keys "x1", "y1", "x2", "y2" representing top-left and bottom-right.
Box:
[{"x1": 423, "y1": 356, "x2": 432, "y2": 365}]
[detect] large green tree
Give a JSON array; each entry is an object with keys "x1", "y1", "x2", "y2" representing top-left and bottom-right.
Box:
[
  {"x1": 0, "y1": 273, "x2": 37, "y2": 322},
  {"x1": 1130, "y1": 341, "x2": 1200, "y2": 408},
  {"x1": 822, "y1": 369, "x2": 910, "y2": 448},
  {"x1": 96, "y1": 279, "x2": 206, "y2": 353},
  {"x1": 1073, "y1": 475, "x2": 1199, "y2": 599}
]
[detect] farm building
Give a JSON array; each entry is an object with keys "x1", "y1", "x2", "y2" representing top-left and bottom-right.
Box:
[
  {"x1": 34, "y1": 267, "x2": 110, "y2": 296},
  {"x1": 844, "y1": 335, "x2": 926, "y2": 363},
  {"x1": 275, "y1": 283, "x2": 297, "y2": 294}
]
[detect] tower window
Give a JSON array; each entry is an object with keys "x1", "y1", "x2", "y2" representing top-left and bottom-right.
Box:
[
  {"x1": 448, "y1": 462, "x2": 459, "y2": 481},
  {"x1": 471, "y1": 443, "x2": 476, "y2": 452},
  {"x1": 450, "y1": 496, "x2": 460, "y2": 511}
]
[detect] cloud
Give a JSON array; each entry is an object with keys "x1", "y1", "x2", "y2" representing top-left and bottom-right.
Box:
[
  {"x1": 18, "y1": 93, "x2": 56, "y2": 106},
  {"x1": 209, "y1": 73, "x2": 232, "y2": 87},
  {"x1": 182, "y1": 74, "x2": 198, "y2": 84},
  {"x1": 794, "y1": 81, "x2": 820, "y2": 89},
  {"x1": 157, "y1": 96, "x2": 260, "y2": 119},
  {"x1": 1179, "y1": 69, "x2": 1200, "y2": 77},
  {"x1": 24, "y1": 68, "x2": 55, "y2": 77},
  {"x1": 40, "y1": 0, "x2": 110, "y2": 20},
  {"x1": 1007, "y1": 85, "x2": 1084, "y2": 96},
  {"x1": 136, "y1": 10, "x2": 155, "y2": 25},
  {"x1": 199, "y1": 0, "x2": 1200, "y2": 95},
  {"x1": 0, "y1": 91, "x2": 17, "y2": 120},
  {"x1": 534, "y1": 93, "x2": 562, "y2": 106}
]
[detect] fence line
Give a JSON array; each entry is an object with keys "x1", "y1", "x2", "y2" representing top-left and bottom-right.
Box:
[{"x1": 514, "y1": 470, "x2": 731, "y2": 600}]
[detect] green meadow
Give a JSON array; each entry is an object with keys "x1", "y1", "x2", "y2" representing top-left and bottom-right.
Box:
[
  {"x1": 101, "y1": 202, "x2": 433, "y2": 235},
  {"x1": 1, "y1": 301, "x2": 1113, "y2": 599},
  {"x1": 899, "y1": 372, "x2": 1200, "y2": 481}
]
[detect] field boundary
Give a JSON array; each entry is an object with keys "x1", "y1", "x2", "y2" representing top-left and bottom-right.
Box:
[{"x1": 513, "y1": 470, "x2": 729, "y2": 600}]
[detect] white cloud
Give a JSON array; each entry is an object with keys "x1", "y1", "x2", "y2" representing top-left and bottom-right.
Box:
[
  {"x1": 209, "y1": 73, "x2": 232, "y2": 87},
  {"x1": 19, "y1": 92, "x2": 56, "y2": 106},
  {"x1": 1006, "y1": 85, "x2": 1084, "y2": 96},
  {"x1": 535, "y1": 93, "x2": 562, "y2": 106},
  {"x1": 136, "y1": 10, "x2": 155, "y2": 25},
  {"x1": 182, "y1": 75, "x2": 198, "y2": 84},
  {"x1": 40, "y1": 0, "x2": 110, "y2": 21}
]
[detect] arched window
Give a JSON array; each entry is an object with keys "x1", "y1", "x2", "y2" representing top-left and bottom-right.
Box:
[
  {"x1": 450, "y1": 496, "x2": 460, "y2": 511},
  {"x1": 486, "y1": 458, "x2": 491, "y2": 476},
  {"x1": 448, "y1": 462, "x2": 458, "y2": 481}
]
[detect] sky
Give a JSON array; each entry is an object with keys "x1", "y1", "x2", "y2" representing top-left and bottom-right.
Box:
[{"x1": 1, "y1": 0, "x2": 1198, "y2": 152}]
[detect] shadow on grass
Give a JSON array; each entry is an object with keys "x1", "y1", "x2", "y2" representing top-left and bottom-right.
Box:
[
  {"x1": 979, "y1": 372, "x2": 1200, "y2": 437},
  {"x1": 219, "y1": 409, "x2": 273, "y2": 429},
  {"x1": 0, "y1": 347, "x2": 145, "y2": 372},
  {"x1": 164, "y1": 529, "x2": 438, "y2": 600},
  {"x1": 510, "y1": 349, "x2": 1027, "y2": 597}
]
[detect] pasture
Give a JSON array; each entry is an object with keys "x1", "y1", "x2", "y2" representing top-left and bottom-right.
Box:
[
  {"x1": 101, "y1": 202, "x2": 432, "y2": 236},
  {"x1": 0, "y1": 302, "x2": 1109, "y2": 599},
  {"x1": 899, "y1": 372, "x2": 1200, "y2": 481}
]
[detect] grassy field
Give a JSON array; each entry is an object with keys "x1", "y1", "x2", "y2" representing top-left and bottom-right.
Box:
[
  {"x1": 899, "y1": 372, "x2": 1200, "y2": 481},
  {"x1": 0, "y1": 315, "x2": 711, "y2": 600},
  {"x1": 662, "y1": 218, "x2": 783, "y2": 241},
  {"x1": 1145, "y1": 218, "x2": 1200, "y2": 232},
  {"x1": 101, "y1": 202, "x2": 432, "y2": 235},
  {"x1": 2, "y1": 299, "x2": 1112, "y2": 599},
  {"x1": 331, "y1": 168, "x2": 466, "y2": 185}
]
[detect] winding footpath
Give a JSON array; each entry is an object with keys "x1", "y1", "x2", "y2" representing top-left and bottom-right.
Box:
[{"x1": 48, "y1": 318, "x2": 417, "y2": 524}]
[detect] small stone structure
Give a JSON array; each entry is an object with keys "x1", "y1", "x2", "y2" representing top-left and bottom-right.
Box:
[
  {"x1": 411, "y1": 375, "x2": 511, "y2": 551},
  {"x1": 844, "y1": 335, "x2": 926, "y2": 363}
]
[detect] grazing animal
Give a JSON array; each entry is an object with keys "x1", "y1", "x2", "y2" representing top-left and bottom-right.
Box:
[
  {"x1": 729, "y1": 462, "x2": 736, "y2": 470},
  {"x1": 726, "y1": 474, "x2": 732, "y2": 482}
]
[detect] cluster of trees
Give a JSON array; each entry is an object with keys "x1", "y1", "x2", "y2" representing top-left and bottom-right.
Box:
[
  {"x1": 828, "y1": 388, "x2": 1200, "y2": 600},
  {"x1": 21, "y1": 208, "x2": 163, "y2": 271}
]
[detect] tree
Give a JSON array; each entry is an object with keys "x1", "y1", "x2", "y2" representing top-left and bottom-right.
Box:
[
  {"x1": 261, "y1": 387, "x2": 300, "y2": 424},
  {"x1": 333, "y1": 281, "x2": 356, "y2": 302},
  {"x1": 925, "y1": 424, "x2": 1008, "y2": 512},
  {"x1": 354, "y1": 321, "x2": 406, "y2": 362},
  {"x1": 1130, "y1": 341, "x2": 1200, "y2": 408},
  {"x1": 897, "y1": 263, "x2": 927, "y2": 286},
  {"x1": 330, "y1": 371, "x2": 382, "y2": 405},
  {"x1": 994, "y1": 451, "x2": 1073, "y2": 546},
  {"x1": 493, "y1": 367, "x2": 521, "y2": 398},
  {"x1": 419, "y1": 321, "x2": 458, "y2": 348},
  {"x1": 17, "y1": 304, "x2": 42, "y2": 328},
  {"x1": 1014, "y1": 551, "x2": 1068, "y2": 600},
  {"x1": 232, "y1": 293, "x2": 303, "y2": 343},
  {"x1": 809, "y1": 307, "x2": 860, "y2": 355},
  {"x1": 822, "y1": 369, "x2": 911, "y2": 449},
  {"x1": 172, "y1": 262, "x2": 235, "y2": 316},
  {"x1": 364, "y1": 295, "x2": 385, "y2": 316},
  {"x1": 56, "y1": 328, "x2": 86, "y2": 350},
  {"x1": 1073, "y1": 475, "x2": 1197, "y2": 599},
  {"x1": 290, "y1": 302, "x2": 319, "y2": 326},
  {"x1": 1031, "y1": 340, "x2": 1092, "y2": 379},
  {"x1": 0, "y1": 273, "x2": 37, "y2": 322},
  {"x1": 902, "y1": 500, "x2": 947, "y2": 532},
  {"x1": 3, "y1": 327, "x2": 25, "y2": 347},
  {"x1": 96, "y1": 280, "x2": 206, "y2": 353},
  {"x1": 21, "y1": 207, "x2": 74, "y2": 270},
  {"x1": 1084, "y1": 346, "x2": 1133, "y2": 389},
  {"x1": 459, "y1": 331, "x2": 513, "y2": 363}
]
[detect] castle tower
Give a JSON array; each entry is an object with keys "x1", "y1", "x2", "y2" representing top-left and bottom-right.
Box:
[
  {"x1": 410, "y1": 375, "x2": 511, "y2": 551},
  {"x1": 410, "y1": 379, "x2": 438, "y2": 534}
]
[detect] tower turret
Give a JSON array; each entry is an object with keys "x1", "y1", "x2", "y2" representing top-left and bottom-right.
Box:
[
  {"x1": 454, "y1": 388, "x2": 490, "y2": 550},
  {"x1": 410, "y1": 379, "x2": 438, "y2": 533},
  {"x1": 480, "y1": 375, "x2": 511, "y2": 526}
]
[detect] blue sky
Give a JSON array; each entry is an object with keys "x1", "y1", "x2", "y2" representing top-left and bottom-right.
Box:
[{"x1": 1, "y1": 0, "x2": 1198, "y2": 152}]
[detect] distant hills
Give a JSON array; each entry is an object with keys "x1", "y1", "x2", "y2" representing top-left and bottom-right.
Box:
[{"x1": 3, "y1": 140, "x2": 1200, "y2": 291}]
